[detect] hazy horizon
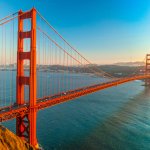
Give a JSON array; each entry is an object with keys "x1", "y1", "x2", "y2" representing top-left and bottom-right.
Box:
[{"x1": 0, "y1": 0, "x2": 150, "y2": 64}]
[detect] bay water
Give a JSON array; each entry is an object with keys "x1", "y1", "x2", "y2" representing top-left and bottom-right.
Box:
[{"x1": 2, "y1": 72, "x2": 150, "y2": 150}]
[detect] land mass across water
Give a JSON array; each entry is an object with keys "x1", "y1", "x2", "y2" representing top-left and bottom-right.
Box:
[{"x1": 0, "y1": 61, "x2": 144, "y2": 78}]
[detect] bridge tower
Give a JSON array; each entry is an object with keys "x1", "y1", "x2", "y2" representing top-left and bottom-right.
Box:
[
  {"x1": 145, "y1": 54, "x2": 150, "y2": 85},
  {"x1": 16, "y1": 8, "x2": 38, "y2": 148}
]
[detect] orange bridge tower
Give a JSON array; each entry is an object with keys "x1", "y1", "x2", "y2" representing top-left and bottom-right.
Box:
[
  {"x1": 145, "y1": 54, "x2": 150, "y2": 85},
  {"x1": 16, "y1": 8, "x2": 38, "y2": 148}
]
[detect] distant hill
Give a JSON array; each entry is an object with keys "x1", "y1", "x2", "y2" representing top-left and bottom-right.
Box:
[
  {"x1": 113, "y1": 61, "x2": 144, "y2": 66},
  {"x1": 97, "y1": 65, "x2": 144, "y2": 77}
]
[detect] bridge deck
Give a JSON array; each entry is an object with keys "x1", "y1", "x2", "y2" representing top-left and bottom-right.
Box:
[{"x1": 0, "y1": 74, "x2": 150, "y2": 122}]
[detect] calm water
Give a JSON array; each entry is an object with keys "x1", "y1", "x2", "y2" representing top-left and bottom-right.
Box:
[{"x1": 2, "y1": 73, "x2": 150, "y2": 150}]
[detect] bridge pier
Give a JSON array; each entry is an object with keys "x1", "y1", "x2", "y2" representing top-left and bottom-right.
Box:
[{"x1": 16, "y1": 8, "x2": 38, "y2": 148}]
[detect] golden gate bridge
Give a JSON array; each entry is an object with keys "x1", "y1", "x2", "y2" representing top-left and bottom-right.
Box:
[{"x1": 0, "y1": 8, "x2": 149, "y2": 148}]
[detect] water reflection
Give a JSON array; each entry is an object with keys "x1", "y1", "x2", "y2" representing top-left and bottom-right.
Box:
[{"x1": 64, "y1": 87, "x2": 150, "y2": 150}]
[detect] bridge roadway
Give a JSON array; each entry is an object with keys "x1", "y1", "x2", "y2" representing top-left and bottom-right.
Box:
[{"x1": 0, "y1": 74, "x2": 150, "y2": 122}]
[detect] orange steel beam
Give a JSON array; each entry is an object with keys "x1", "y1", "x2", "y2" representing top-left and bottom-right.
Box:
[
  {"x1": 36, "y1": 74, "x2": 150, "y2": 110},
  {"x1": 1, "y1": 74, "x2": 150, "y2": 123},
  {"x1": 16, "y1": 8, "x2": 38, "y2": 148},
  {"x1": 16, "y1": 9, "x2": 26, "y2": 141},
  {"x1": 29, "y1": 8, "x2": 37, "y2": 148}
]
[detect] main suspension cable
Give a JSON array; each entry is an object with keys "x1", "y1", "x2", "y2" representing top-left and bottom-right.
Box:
[
  {"x1": 36, "y1": 10, "x2": 116, "y2": 79},
  {"x1": 37, "y1": 26, "x2": 115, "y2": 79},
  {"x1": 0, "y1": 11, "x2": 18, "y2": 23}
]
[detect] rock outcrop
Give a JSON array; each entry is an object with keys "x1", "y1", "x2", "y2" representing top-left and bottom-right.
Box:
[{"x1": 0, "y1": 125, "x2": 35, "y2": 150}]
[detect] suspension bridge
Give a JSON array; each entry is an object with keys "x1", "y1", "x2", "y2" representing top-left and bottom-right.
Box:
[{"x1": 0, "y1": 8, "x2": 149, "y2": 148}]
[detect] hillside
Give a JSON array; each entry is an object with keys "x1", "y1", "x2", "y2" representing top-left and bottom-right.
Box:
[
  {"x1": 113, "y1": 61, "x2": 144, "y2": 66},
  {"x1": 0, "y1": 125, "x2": 35, "y2": 150}
]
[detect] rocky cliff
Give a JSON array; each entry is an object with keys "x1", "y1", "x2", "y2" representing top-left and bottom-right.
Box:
[{"x1": 0, "y1": 125, "x2": 35, "y2": 150}]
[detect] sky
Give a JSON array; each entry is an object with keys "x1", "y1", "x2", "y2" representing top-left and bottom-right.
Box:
[{"x1": 0, "y1": 0, "x2": 150, "y2": 64}]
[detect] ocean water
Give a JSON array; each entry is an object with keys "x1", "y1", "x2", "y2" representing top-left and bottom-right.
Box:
[{"x1": 2, "y1": 73, "x2": 150, "y2": 150}]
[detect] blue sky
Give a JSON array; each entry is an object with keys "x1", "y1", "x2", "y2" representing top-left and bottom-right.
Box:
[{"x1": 0, "y1": 0, "x2": 150, "y2": 64}]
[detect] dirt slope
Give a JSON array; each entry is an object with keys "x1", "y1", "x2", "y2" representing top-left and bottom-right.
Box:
[{"x1": 0, "y1": 125, "x2": 35, "y2": 150}]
